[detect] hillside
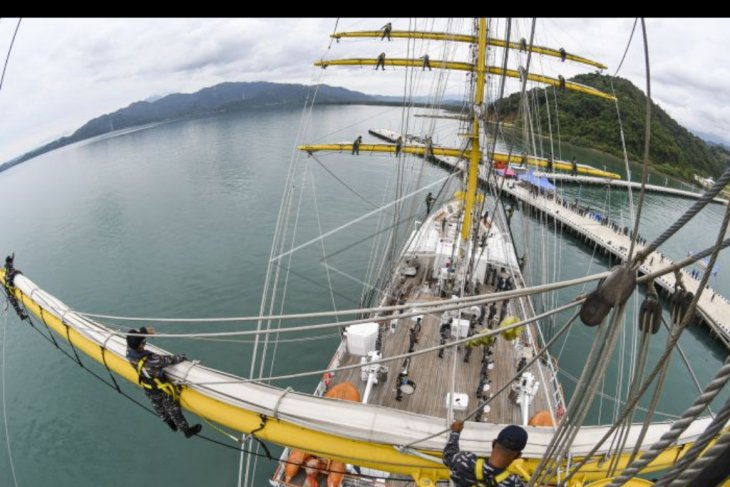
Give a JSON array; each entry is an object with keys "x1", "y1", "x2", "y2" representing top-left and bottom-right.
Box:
[
  {"x1": 1, "y1": 82, "x2": 394, "y2": 172},
  {"x1": 493, "y1": 73, "x2": 728, "y2": 181}
]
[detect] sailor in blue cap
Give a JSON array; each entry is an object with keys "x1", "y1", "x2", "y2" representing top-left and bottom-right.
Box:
[{"x1": 443, "y1": 420, "x2": 528, "y2": 486}]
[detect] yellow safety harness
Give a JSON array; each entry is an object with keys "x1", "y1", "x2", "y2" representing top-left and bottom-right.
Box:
[
  {"x1": 136, "y1": 356, "x2": 179, "y2": 401},
  {"x1": 474, "y1": 457, "x2": 511, "y2": 487}
]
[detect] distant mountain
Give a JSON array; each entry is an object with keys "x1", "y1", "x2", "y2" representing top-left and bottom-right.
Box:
[
  {"x1": 694, "y1": 129, "x2": 729, "y2": 148},
  {"x1": 2, "y1": 81, "x2": 449, "y2": 172},
  {"x1": 493, "y1": 73, "x2": 728, "y2": 181}
]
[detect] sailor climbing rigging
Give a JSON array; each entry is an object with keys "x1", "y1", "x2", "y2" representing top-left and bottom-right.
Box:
[
  {"x1": 126, "y1": 326, "x2": 202, "y2": 438},
  {"x1": 2, "y1": 253, "x2": 28, "y2": 320},
  {"x1": 380, "y1": 22, "x2": 392, "y2": 41},
  {"x1": 375, "y1": 52, "x2": 386, "y2": 71}
]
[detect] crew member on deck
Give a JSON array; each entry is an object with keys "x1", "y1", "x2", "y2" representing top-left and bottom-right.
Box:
[
  {"x1": 496, "y1": 267, "x2": 509, "y2": 291},
  {"x1": 425, "y1": 192, "x2": 436, "y2": 213},
  {"x1": 126, "y1": 326, "x2": 202, "y2": 438},
  {"x1": 571, "y1": 157, "x2": 578, "y2": 176},
  {"x1": 395, "y1": 136, "x2": 403, "y2": 156},
  {"x1": 443, "y1": 421, "x2": 528, "y2": 487}
]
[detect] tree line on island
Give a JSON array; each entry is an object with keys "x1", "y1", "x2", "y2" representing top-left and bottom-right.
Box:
[{"x1": 491, "y1": 73, "x2": 729, "y2": 181}]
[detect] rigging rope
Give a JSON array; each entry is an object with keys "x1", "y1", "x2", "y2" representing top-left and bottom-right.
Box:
[
  {"x1": 653, "y1": 396, "x2": 730, "y2": 486},
  {"x1": 633, "y1": 166, "x2": 730, "y2": 267},
  {"x1": 1, "y1": 308, "x2": 19, "y2": 487},
  {"x1": 658, "y1": 315, "x2": 712, "y2": 414},
  {"x1": 624, "y1": 305, "x2": 675, "y2": 471},
  {"x1": 189, "y1": 333, "x2": 340, "y2": 345},
  {"x1": 69, "y1": 234, "x2": 730, "y2": 338},
  {"x1": 239, "y1": 36, "x2": 336, "y2": 487},
  {"x1": 565, "y1": 200, "x2": 730, "y2": 485},
  {"x1": 613, "y1": 18, "x2": 638, "y2": 77},
  {"x1": 530, "y1": 301, "x2": 630, "y2": 486},
  {"x1": 309, "y1": 153, "x2": 384, "y2": 210},
  {"x1": 0, "y1": 18, "x2": 21, "y2": 94},
  {"x1": 606, "y1": 354, "x2": 730, "y2": 487},
  {"x1": 77, "y1": 268, "x2": 607, "y2": 329},
  {"x1": 107, "y1": 275, "x2": 603, "y2": 340},
  {"x1": 309, "y1": 161, "x2": 340, "y2": 323},
  {"x1": 556, "y1": 368, "x2": 680, "y2": 420},
  {"x1": 610, "y1": 81, "x2": 636, "y2": 231},
  {"x1": 626, "y1": 19, "x2": 652, "y2": 264},
  {"x1": 190, "y1": 299, "x2": 583, "y2": 386},
  {"x1": 607, "y1": 319, "x2": 653, "y2": 476},
  {"x1": 270, "y1": 172, "x2": 460, "y2": 263},
  {"x1": 662, "y1": 429, "x2": 730, "y2": 486}
]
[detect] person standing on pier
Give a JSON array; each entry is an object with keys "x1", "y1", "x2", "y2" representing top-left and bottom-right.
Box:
[{"x1": 443, "y1": 421, "x2": 528, "y2": 487}]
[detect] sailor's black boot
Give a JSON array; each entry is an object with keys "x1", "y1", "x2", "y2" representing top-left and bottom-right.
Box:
[{"x1": 184, "y1": 424, "x2": 202, "y2": 438}]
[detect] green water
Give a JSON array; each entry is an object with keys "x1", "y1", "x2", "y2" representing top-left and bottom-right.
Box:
[{"x1": 0, "y1": 105, "x2": 726, "y2": 486}]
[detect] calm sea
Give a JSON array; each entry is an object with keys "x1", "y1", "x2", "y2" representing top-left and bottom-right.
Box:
[{"x1": 0, "y1": 105, "x2": 726, "y2": 486}]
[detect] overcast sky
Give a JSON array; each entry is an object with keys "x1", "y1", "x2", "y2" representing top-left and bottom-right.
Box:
[{"x1": 0, "y1": 18, "x2": 727, "y2": 163}]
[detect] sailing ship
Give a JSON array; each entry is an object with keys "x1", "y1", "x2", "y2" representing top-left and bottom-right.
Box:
[{"x1": 2, "y1": 18, "x2": 726, "y2": 487}]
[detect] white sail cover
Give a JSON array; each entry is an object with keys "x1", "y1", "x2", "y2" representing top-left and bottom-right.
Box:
[{"x1": 15, "y1": 274, "x2": 717, "y2": 459}]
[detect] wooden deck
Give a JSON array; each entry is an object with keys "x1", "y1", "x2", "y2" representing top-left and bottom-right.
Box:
[{"x1": 330, "y1": 279, "x2": 556, "y2": 426}]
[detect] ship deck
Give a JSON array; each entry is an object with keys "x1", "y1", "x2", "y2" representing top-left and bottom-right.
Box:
[
  {"x1": 272, "y1": 205, "x2": 563, "y2": 487},
  {"x1": 273, "y1": 282, "x2": 561, "y2": 486},
  {"x1": 332, "y1": 280, "x2": 556, "y2": 425}
]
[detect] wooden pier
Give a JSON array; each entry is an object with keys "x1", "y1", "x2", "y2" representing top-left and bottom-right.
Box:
[
  {"x1": 499, "y1": 180, "x2": 730, "y2": 349},
  {"x1": 538, "y1": 172, "x2": 728, "y2": 205}
]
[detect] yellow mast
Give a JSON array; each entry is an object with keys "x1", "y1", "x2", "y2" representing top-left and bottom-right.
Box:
[{"x1": 461, "y1": 18, "x2": 487, "y2": 242}]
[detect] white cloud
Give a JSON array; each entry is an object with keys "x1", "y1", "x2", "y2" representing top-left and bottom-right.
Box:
[{"x1": 0, "y1": 17, "x2": 728, "y2": 163}]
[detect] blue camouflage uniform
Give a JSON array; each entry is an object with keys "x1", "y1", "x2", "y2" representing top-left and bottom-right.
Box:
[
  {"x1": 127, "y1": 346, "x2": 190, "y2": 431},
  {"x1": 443, "y1": 431, "x2": 525, "y2": 487}
]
